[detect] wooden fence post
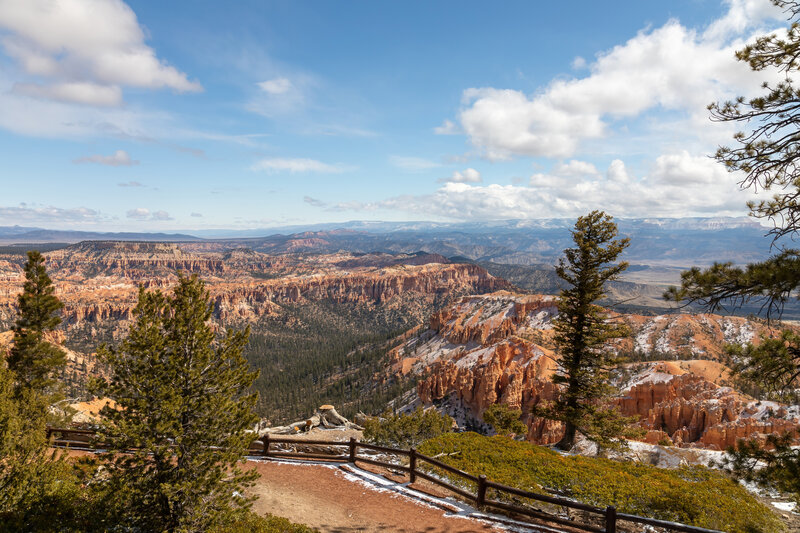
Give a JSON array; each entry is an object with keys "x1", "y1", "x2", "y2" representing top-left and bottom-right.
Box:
[
  {"x1": 605, "y1": 505, "x2": 616, "y2": 533},
  {"x1": 476, "y1": 475, "x2": 487, "y2": 507},
  {"x1": 262, "y1": 434, "x2": 270, "y2": 457},
  {"x1": 349, "y1": 437, "x2": 357, "y2": 463},
  {"x1": 409, "y1": 448, "x2": 417, "y2": 483}
]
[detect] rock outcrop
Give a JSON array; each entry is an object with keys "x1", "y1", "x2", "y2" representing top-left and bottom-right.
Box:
[
  {"x1": 620, "y1": 368, "x2": 800, "y2": 449},
  {"x1": 0, "y1": 245, "x2": 510, "y2": 333},
  {"x1": 397, "y1": 291, "x2": 800, "y2": 449}
]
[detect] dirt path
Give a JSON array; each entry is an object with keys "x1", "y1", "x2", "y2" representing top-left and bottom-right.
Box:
[{"x1": 245, "y1": 459, "x2": 553, "y2": 533}]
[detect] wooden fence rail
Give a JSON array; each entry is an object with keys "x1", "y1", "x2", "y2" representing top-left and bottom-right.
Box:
[{"x1": 47, "y1": 428, "x2": 723, "y2": 533}]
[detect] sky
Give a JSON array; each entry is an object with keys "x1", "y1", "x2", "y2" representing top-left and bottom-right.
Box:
[{"x1": 0, "y1": 0, "x2": 791, "y2": 231}]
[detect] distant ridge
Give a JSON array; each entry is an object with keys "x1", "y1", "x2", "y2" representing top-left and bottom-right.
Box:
[{"x1": 0, "y1": 226, "x2": 201, "y2": 245}]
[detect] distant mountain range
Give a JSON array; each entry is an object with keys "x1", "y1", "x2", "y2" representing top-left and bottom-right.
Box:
[
  {"x1": 0, "y1": 216, "x2": 775, "y2": 268},
  {"x1": 0, "y1": 226, "x2": 200, "y2": 244}
]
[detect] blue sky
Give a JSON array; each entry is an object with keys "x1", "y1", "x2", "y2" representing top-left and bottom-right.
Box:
[{"x1": 0, "y1": 0, "x2": 788, "y2": 230}]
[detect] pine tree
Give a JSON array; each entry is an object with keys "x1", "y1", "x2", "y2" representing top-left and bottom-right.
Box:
[
  {"x1": 92, "y1": 274, "x2": 260, "y2": 532},
  {"x1": 666, "y1": 0, "x2": 800, "y2": 502},
  {"x1": 538, "y1": 211, "x2": 638, "y2": 451},
  {"x1": 8, "y1": 250, "x2": 65, "y2": 393}
]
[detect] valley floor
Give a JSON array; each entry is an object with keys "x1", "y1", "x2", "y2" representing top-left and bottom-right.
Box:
[{"x1": 244, "y1": 458, "x2": 553, "y2": 533}]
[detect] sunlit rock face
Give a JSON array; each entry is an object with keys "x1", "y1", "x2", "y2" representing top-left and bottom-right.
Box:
[{"x1": 395, "y1": 291, "x2": 800, "y2": 448}]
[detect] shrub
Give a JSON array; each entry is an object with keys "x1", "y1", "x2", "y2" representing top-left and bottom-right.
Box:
[
  {"x1": 483, "y1": 404, "x2": 527, "y2": 437},
  {"x1": 211, "y1": 511, "x2": 316, "y2": 533},
  {"x1": 363, "y1": 408, "x2": 453, "y2": 448},
  {"x1": 418, "y1": 432, "x2": 784, "y2": 533}
]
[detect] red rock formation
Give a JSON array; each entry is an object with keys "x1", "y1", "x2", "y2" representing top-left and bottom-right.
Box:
[
  {"x1": 0, "y1": 245, "x2": 510, "y2": 332},
  {"x1": 619, "y1": 372, "x2": 800, "y2": 450},
  {"x1": 401, "y1": 291, "x2": 799, "y2": 449}
]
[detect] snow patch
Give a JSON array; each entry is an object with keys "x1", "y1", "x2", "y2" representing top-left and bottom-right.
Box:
[{"x1": 771, "y1": 501, "x2": 798, "y2": 513}]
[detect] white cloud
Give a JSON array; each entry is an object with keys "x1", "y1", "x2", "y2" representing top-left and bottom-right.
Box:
[
  {"x1": 390, "y1": 155, "x2": 441, "y2": 171},
  {"x1": 606, "y1": 159, "x2": 630, "y2": 183},
  {"x1": 13, "y1": 81, "x2": 122, "y2": 106},
  {"x1": 126, "y1": 207, "x2": 172, "y2": 221},
  {"x1": 74, "y1": 149, "x2": 138, "y2": 166},
  {"x1": 439, "y1": 168, "x2": 482, "y2": 183},
  {"x1": 0, "y1": 204, "x2": 104, "y2": 224},
  {"x1": 434, "y1": 119, "x2": 460, "y2": 135},
  {"x1": 190, "y1": 212, "x2": 203, "y2": 217},
  {"x1": 126, "y1": 207, "x2": 150, "y2": 220},
  {"x1": 250, "y1": 157, "x2": 347, "y2": 173},
  {"x1": 553, "y1": 159, "x2": 599, "y2": 177},
  {"x1": 0, "y1": 0, "x2": 201, "y2": 107},
  {"x1": 258, "y1": 77, "x2": 293, "y2": 94},
  {"x1": 335, "y1": 151, "x2": 754, "y2": 220},
  {"x1": 118, "y1": 180, "x2": 144, "y2": 187},
  {"x1": 247, "y1": 73, "x2": 308, "y2": 118},
  {"x1": 448, "y1": 1, "x2": 783, "y2": 160}
]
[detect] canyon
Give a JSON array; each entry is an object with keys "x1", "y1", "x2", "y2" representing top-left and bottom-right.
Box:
[
  {"x1": 0, "y1": 241, "x2": 510, "y2": 421},
  {"x1": 393, "y1": 292, "x2": 800, "y2": 450},
  {"x1": 3, "y1": 241, "x2": 799, "y2": 451}
]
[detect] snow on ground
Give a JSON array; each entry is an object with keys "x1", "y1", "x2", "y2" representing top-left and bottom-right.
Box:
[
  {"x1": 772, "y1": 501, "x2": 798, "y2": 513},
  {"x1": 634, "y1": 316, "x2": 661, "y2": 352},
  {"x1": 251, "y1": 457, "x2": 550, "y2": 532},
  {"x1": 720, "y1": 317, "x2": 755, "y2": 346},
  {"x1": 621, "y1": 363, "x2": 676, "y2": 391},
  {"x1": 525, "y1": 308, "x2": 557, "y2": 329}
]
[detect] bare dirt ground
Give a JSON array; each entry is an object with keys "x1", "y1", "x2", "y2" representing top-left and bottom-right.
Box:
[{"x1": 244, "y1": 458, "x2": 553, "y2": 533}]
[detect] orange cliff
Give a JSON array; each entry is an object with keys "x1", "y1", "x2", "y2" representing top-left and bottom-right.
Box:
[
  {"x1": 0, "y1": 243, "x2": 511, "y2": 333},
  {"x1": 398, "y1": 292, "x2": 800, "y2": 449}
]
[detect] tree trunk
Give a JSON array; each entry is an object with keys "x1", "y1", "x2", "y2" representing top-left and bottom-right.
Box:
[{"x1": 557, "y1": 421, "x2": 575, "y2": 451}]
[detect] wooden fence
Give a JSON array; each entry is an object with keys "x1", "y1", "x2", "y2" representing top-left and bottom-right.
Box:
[{"x1": 47, "y1": 428, "x2": 723, "y2": 533}]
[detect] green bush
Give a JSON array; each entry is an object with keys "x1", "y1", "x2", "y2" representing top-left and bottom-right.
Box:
[
  {"x1": 211, "y1": 511, "x2": 317, "y2": 533},
  {"x1": 363, "y1": 408, "x2": 453, "y2": 448},
  {"x1": 483, "y1": 404, "x2": 527, "y2": 437},
  {"x1": 418, "y1": 432, "x2": 784, "y2": 533}
]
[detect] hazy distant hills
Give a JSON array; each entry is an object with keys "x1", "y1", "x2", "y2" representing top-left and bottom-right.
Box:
[
  {"x1": 0, "y1": 226, "x2": 201, "y2": 245},
  {"x1": 196, "y1": 217, "x2": 774, "y2": 268},
  {"x1": 0, "y1": 216, "x2": 775, "y2": 267}
]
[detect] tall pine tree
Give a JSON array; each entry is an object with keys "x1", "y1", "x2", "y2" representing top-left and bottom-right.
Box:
[
  {"x1": 538, "y1": 211, "x2": 638, "y2": 451},
  {"x1": 8, "y1": 250, "x2": 65, "y2": 394},
  {"x1": 667, "y1": 0, "x2": 800, "y2": 502},
  {"x1": 92, "y1": 274, "x2": 260, "y2": 532}
]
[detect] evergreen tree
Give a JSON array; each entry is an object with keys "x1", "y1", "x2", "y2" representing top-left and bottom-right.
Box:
[
  {"x1": 537, "y1": 211, "x2": 638, "y2": 451},
  {"x1": 92, "y1": 274, "x2": 260, "y2": 532},
  {"x1": 667, "y1": 0, "x2": 800, "y2": 502},
  {"x1": 0, "y1": 367, "x2": 86, "y2": 532},
  {"x1": 8, "y1": 250, "x2": 65, "y2": 393}
]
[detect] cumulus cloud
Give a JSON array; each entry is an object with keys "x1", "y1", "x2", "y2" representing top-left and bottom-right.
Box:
[
  {"x1": 250, "y1": 157, "x2": 347, "y2": 173},
  {"x1": 303, "y1": 196, "x2": 327, "y2": 207},
  {"x1": 74, "y1": 149, "x2": 138, "y2": 166},
  {"x1": 553, "y1": 159, "x2": 600, "y2": 177},
  {"x1": 439, "y1": 168, "x2": 482, "y2": 183},
  {"x1": 448, "y1": 0, "x2": 783, "y2": 160},
  {"x1": 335, "y1": 152, "x2": 755, "y2": 220},
  {"x1": 0, "y1": 0, "x2": 201, "y2": 107},
  {"x1": 0, "y1": 204, "x2": 104, "y2": 224},
  {"x1": 190, "y1": 212, "x2": 203, "y2": 217},
  {"x1": 126, "y1": 207, "x2": 172, "y2": 221},
  {"x1": 390, "y1": 156, "x2": 441, "y2": 171}
]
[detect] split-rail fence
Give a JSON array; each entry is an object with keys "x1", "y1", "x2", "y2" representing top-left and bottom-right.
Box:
[{"x1": 47, "y1": 427, "x2": 724, "y2": 533}]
